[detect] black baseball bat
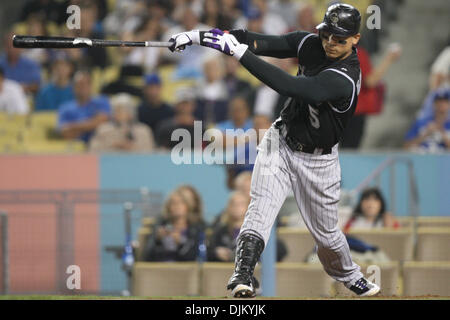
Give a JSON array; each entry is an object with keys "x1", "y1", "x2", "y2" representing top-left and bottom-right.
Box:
[{"x1": 12, "y1": 35, "x2": 173, "y2": 49}]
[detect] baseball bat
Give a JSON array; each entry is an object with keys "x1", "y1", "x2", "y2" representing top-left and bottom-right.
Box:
[{"x1": 12, "y1": 35, "x2": 173, "y2": 49}]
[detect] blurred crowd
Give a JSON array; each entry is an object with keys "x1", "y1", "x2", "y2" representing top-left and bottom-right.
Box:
[{"x1": 0, "y1": 0, "x2": 448, "y2": 159}]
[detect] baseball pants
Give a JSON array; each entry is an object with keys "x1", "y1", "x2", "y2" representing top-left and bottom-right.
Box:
[{"x1": 239, "y1": 122, "x2": 363, "y2": 285}]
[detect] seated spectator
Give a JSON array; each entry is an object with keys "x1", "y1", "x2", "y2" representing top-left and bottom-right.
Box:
[
  {"x1": 175, "y1": 184, "x2": 204, "y2": 220},
  {"x1": 233, "y1": 170, "x2": 252, "y2": 197},
  {"x1": 35, "y1": 54, "x2": 75, "y2": 111},
  {"x1": 341, "y1": 43, "x2": 402, "y2": 149},
  {"x1": 121, "y1": 16, "x2": 162, "y2": 74},
  {"x1": 156, "y1": 88, "x2": 199, "y2": 150},
  {"x1": 194, "y1": 54, "x2": 229, "y2": 126},
  {"x1": 201, "y1": 0, "x2": 234, "y2": 31},
  {"x1": 19, "y1": 0, "x2": 67, "y2": 24},
  {"x1": 216, "y1": 97, "x2": 253, "y2": 132},
  {"x1": 144, "y1": 189, "x2": 205, "y2": 262},
  {"x1": 429, "y1": 46, "x2": 450, "y2": 91},
  {"x1": 58, "y1": 70, "x2": 111, "y2": 144},
  {"x1": 162, "y1": 5, "x2": 211, "y2": 79},
  {"x1": 223, "y1": 55, "x2": 255, "y2": 109},
  {"x1": 208, "y1": 191, "x2": 287, "y2": 262},
  {"x1": 0, "y1": 67, "x2": 29, "y2": 114},
  {"x1": 0, "y1": 32, "x2": 41, "y2": 95},
  {"x1": 294, "y1": 2, "x2": 318, "y2": 33},
  {"x1": 344, "y1": 188, "x2": 400, "y2": 232},
  {"x1": 89, "y1": 93, "x2": 155, "y2": 152},
  {"x1": 21, "y1": 15, "x2": 50, "y2": 66},
  {"x1": 404, "y1": 90, "x2": 450, "y2": 152},
  {"x1": 137, "y1": 74, "x2": 174, "y2": 133},
  {"x1": 416, "y1": 87, "x2": 450, "y2": 122}
]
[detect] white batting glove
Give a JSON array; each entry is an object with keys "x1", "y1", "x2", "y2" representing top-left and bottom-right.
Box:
[
  {"x1": 202, "y1": 28, "x2": 248, "y2": 60},
  {"x1": 168, "y1": 30, "x2": 200, "y2": 52}
]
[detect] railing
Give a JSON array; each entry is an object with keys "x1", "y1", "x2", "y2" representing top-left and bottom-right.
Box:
[
  {"x1": 0, "y1": 189, "x2": 163, "y2": 295},
  {"x1": 348, "y1": 156, "x2": 420, "y2": 233}
]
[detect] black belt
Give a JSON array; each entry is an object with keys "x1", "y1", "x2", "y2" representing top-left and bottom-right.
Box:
[{"x1": 274, "y1": 119, "x2": 332, "y2": 155}]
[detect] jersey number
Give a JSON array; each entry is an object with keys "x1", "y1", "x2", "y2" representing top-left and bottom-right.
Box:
[{"x1": 308, "y1": 105, "x2": 320, "y2": 129}]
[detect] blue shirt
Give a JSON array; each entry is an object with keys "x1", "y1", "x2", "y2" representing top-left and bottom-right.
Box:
[
  {"x1": 0, "y1": 54, "x2": 41, "y2": 85},
  {"x1": 58, "y1": 96, "x2": 111, "y2": 143},
  {"x1": 405, "y1": 116, "x2": 450, "y2": 151},
  {"x1": 215, "y1": 119, "x2": 253, "y2": 132},
  {"x1": 35, "y1": 83, "x2": 74, "y2": 111}
]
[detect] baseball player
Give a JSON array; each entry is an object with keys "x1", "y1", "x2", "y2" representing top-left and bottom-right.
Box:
[{"x1": 169, "y1": 3, "x2": 380, "y2": 297}]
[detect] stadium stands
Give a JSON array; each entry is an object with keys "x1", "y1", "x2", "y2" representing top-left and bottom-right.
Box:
[{"x1": 403, "y1": 262, "x2": 450, "y2": 296}]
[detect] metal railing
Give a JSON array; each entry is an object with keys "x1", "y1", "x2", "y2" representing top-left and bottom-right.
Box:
[
  {"x1": 348, "y1": 155, "x2": 420, "y2": 232},
  {"x1": 0, "y1": 189, "x2": 163, "y2": 295}
]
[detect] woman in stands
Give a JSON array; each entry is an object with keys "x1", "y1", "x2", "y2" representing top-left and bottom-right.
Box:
[
  {"x1": 144, "y1": 189, "x2": 205, "y2": 261},
  {"x1": 344, "y1": 187, "x2": 400, "y2": 232}
]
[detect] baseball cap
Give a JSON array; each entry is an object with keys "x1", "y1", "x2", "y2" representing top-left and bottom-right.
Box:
[
  {"x1": 433, "y1": 89, "x2": 450, "y2": 102},
  {"x1": 247, "y1": 8, "x2": 262, "y2": 20},
  {"x1": 144, "y1": 73, "x2": 161, "y2": 86}
]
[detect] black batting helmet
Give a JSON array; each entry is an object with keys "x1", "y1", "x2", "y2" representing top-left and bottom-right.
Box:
[{"x1": 316, "y1": 3, "x2": 361, "y2": 37}]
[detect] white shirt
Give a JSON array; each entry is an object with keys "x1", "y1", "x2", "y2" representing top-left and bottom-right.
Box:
[{"x1": 0, "y1": 79, "x2": 29, "y2": 114}]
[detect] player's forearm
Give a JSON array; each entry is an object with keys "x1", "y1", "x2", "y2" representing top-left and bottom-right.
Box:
[
  {"x1": 230, "y1": 29, "x2": 299, "y2": 58},
  {"x1": 239, "y1": 50, "x2": 345, "y2": 102}
]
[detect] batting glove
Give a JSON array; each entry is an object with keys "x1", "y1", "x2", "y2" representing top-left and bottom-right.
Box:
[
  {"x1": 202, "y1": 28, "x2": 248, "y2": 60},
  {"x1": 168, "y1": 30, "x2": 201, "y2": 52}
]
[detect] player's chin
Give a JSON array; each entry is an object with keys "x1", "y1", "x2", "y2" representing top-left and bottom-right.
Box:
[{"x1": 324, "y1": 50, "x2": 340, "y2": 59}]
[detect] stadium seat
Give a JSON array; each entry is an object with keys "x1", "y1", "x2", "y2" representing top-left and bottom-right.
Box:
[
  {"x1": 346, "y1": 228, "x2": 414, "y2": 261},
  {"x1": 334, "y1": 262, "x2": 400, "y2": 297},
  {"x1": 276, "y1": 263, "x2": 334, "y2": 297},
  {"x1": 200, "y1": 263, "x2": 261, "y2": 297},
  {"x1": 277, "y1": 228, "x2": 316, "y2": 262},
  {"x1": 403, "y1": 262, "x2": 450, "y2": 296},
  {"x1": 415, "y1": 227, "x2": 450, "y2": 261},
  {"x1": 132, "y1": 262, "x2": 200, "y2": 297},
  {"x1": 417, "y1": 217, "x2": 450, "y2": 228},
  {"x1": 396, "y1": 217, "x2": 415, "y2": 228},
  {"x1": 136, "y1": 227, "x2": 152, "y2": 261}
]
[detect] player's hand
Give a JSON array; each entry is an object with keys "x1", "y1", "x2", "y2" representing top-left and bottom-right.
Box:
[
  {"x1": 168, "y1": 30, "x2": 200, "y2": 52},
  {"x1": 202, "y1": 28, "x2": 248, "y2": 60}
]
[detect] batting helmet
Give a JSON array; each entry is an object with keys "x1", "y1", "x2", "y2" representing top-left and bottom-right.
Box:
[{"x1": 316, "y1": 3, "x2": 361, "y2": 37}]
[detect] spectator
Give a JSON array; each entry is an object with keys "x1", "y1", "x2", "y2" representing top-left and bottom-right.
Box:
[
  {"x1": 233, "y1": 170, "x2": 252, "y2": 196},
  {"x1": 138, "y1": 73, "x2": 174, "y2": 133},
  {"x1": 58, "y1": 70, "x2": 111, "y2": 144},
  {"x1": 155, "y1": 87, "x2": 199, "y2": 149},
  {"x1": 21, "y1": 15, "x2": 50, "y2": 65},
  {"x1": 216, "y1": 97, "x2": 253, "y2": 132},
  {"x1": 35, "y1": 55, "x2": 75, "y2": 111},
  {"x1": 101, "y1": 65, "x2": 144, "y2": 98},
  {"x1": 0, "y1": 67, "x2": 30, "y2": 114},
  {"x1": 0, "y1": 32, "x2": 41, "y2": 95},
  {"x1": 208, "y1": 191, "x2": 287, "y2": 262},
  {"x1": 234, "y1": 0, "x2": 288, "y2": 35},
  {"x1": 253, "y1": 57, "x2": 294, "y2": 120},
  {"x1": 404, "y1": 91, "x2": 450, "y2": 152},
  {"x1": 344, "y1": 188, "x2": 400, "y2": 232},
  {"x1": 294, "y1": 2, "x2": 318, "y2": 33},
  {"x1": 416, "y1": 87, "x2": 450, "y2": 122},
  {"x1": 201, "y1": 0, "x2": 234, "y2": 31},
  {"x1": 429, "y1": 46, "x2": 450, "y2": 91},
  {"x1": 121, "y1": 16, "x2": 162, "y2": 74},
  {"x1": 144, "y1": 189, "x2": 205, "y2": 261},
  {"x1": 19, "y1": 0, "x2": 67, "y2": 24},
  {"x1": 195, "y1": 54, "x2": 229, "y2": 125},
  {"x1": 223, "y1": 55, "x2": 255, "y2": 109},
  {"x1": 175, "y1": 184, "x2": 204, "y2": 220},
  {"x1": 341, "y1": 43, "x2": 402, "y2": 149},
  {"x1": 89, "y1": 93, "x2": 155, "y2": 152},
  {"x1": 162, "y1": 5, "x2": 211, "y2": 79},
  {"x1": 269, "y1": 0, "x2": 299, "y2": 30},
  {"x1": 70, "y1": 3, "x2": 109, "y2": 69}
]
